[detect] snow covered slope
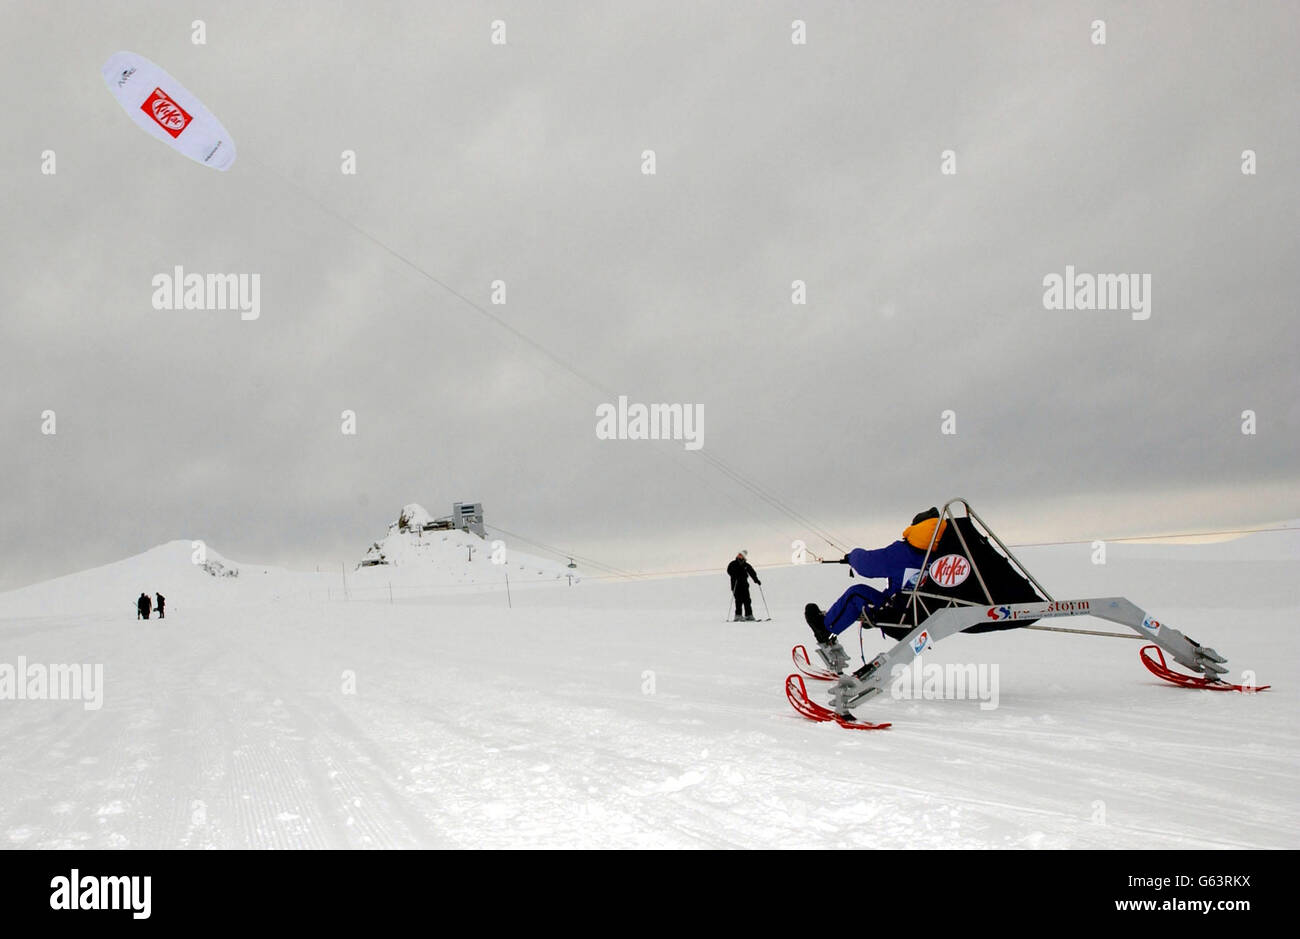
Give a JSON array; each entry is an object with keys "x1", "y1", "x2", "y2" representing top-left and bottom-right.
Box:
[
  {"x1": 0, "y1": 540, "x2": 314, "y2": 619},
  {"x1": 0, "y1": 504, "x2": 579, "y2": 619},
  {"x1": 0, "y1": 529, "x2": 1295, "y2": 848}
]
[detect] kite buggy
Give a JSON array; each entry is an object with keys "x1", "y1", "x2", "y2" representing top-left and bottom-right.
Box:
[{"x1": 787, "y1": 499, "x2": 1271, "y2": 730}]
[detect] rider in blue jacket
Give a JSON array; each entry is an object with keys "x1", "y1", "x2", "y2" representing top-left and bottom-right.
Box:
[{"x1": 806, "y1": 508, "x2": 946, "y2": 647}]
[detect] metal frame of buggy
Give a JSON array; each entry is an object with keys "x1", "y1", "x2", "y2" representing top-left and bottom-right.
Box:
[{"x1": 827, "y1": 498, "x2": 1241, "y2": 714}]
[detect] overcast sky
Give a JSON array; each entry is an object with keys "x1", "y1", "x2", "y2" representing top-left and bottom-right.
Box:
[{"x1": 1, "y1": 0, "x2": 1297, "y2": 590}]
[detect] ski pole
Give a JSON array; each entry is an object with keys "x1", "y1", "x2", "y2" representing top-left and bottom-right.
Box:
[
  {"x1": 758, "y1": 583, "x2": 771, "y2": 621},
  {"x1": 724, "y1": 594, "x2": 733, "y2": 622}
]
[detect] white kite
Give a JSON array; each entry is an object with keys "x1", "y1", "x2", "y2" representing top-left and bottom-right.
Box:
[{"x1": 101, "y1": 51, "x2": 236, "y2": 171}]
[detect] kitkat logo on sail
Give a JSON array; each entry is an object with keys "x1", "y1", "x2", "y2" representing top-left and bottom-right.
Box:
[
  {"x1": 141, "y1": 87, "x2": 191, "y2": 137},
  {"x1": 928, "y1": 554, "x2": 971, "y2": 587}
]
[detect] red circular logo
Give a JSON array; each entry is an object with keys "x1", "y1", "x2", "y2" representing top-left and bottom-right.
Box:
[
  {"x1": 928, "y1": 554, "x2": 971, "y2": 588},
  {"x1": 151, "y1": 98, "x2": 186, "y2": 129}
]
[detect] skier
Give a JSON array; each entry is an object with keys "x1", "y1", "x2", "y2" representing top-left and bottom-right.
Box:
[
  {"x1": 137, "y1": 592, "x2": 152, "y2": 620},
  {"x1": 155, "y1": 592, "x2": 166, "y2": 620},
  {"x1": 726, "y1": 550, "x2": 761, "y2": 621},
  {"x1": 804, "y1": 507, "x2": 947, "y2": 670}
]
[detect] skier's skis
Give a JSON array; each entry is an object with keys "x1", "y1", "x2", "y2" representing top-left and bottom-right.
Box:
[
  {"x1": 785, "y1": 673, "x2": 891, "y2": 730},
  {"x1": 791, "y1": 644, "x2": 838, "y2": 681},
  {"x1": 1139, "y1": 644, "x2": 1270, "y2": 692}
]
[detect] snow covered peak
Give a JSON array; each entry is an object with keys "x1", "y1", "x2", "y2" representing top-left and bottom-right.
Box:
[
  {"x1": 397, "y1": 504, "x2": 433, "y2": 533},
  {"x1": 357, "y1": 503, "x2": 578, "y2": 588}
]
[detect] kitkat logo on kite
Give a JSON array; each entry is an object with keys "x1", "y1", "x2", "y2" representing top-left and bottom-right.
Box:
[
  {"x1": 928, "y1": 554, "x2": 971, "y2": 588},
  {"x1": 141, "y1": 87, "x2": 191, "y2": 137}
]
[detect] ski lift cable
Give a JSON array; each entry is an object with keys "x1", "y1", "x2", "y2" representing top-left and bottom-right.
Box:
[
  {"x1": 1007, "y1": 523, "x2": 1300, "y2": 549},
  {"x1": 484, "y1": 523, "x2": 637, "y2": 579},
  {"x1": 694, "y1": 450, "x2": 849, "y2": 551},
  {"x1": 497, "y1": 531, "x2": 630, "y2": 578}
]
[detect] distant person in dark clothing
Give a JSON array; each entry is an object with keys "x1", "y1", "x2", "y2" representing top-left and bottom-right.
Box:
[
  {"x1": 137, "y1": 592, "x2": 152, "y2": 620},
  {"x1": 155, "y1": 593, "x2": 165, "y2": 619},
  {"x1": 726, "y1": 550, "x2": 761, "y2": 621}
]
